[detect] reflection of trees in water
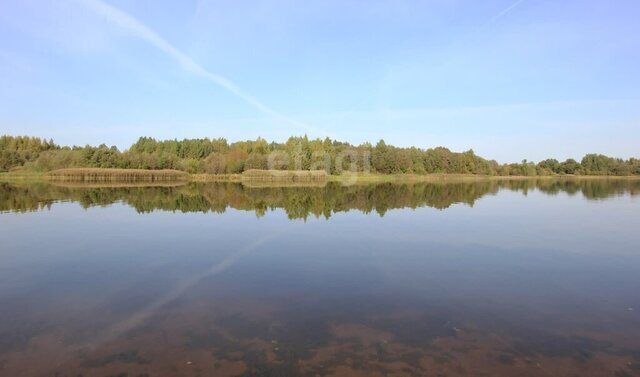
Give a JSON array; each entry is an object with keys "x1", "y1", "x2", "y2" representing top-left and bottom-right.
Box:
[
  {"x1": 1, "y1": 179, "x2": 639, "y2": 218},
  {"x1": 532, "y1": 179, "x2": 640, "y2": 199}
]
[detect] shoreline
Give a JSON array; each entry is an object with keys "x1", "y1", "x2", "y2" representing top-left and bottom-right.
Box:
[{"x1": 2, "y1": 170, "x2": 640, "y2": 185}]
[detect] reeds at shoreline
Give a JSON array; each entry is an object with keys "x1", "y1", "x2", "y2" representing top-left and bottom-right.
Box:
[
  {"x1": 241, "y1": 169, "x2": 328, "y2": 183},
  {"x1": 46, "y1": 168, "x2": 188, "y2": 183}
]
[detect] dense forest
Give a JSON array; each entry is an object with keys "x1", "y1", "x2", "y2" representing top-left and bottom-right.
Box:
[{"x1": 1, "y1": 135, "x2": 639, "y2": 176}]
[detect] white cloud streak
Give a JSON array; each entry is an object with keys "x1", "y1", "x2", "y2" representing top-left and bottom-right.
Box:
[
  {"x1": 73, "y1": 0, "x2": 327, "y2": 136},
  {"x1": 96, "y1": 231, "x2": 281, "y2": 347},
  {"x1": 484, "y1": 0, "x2": 526, "y2": 27}
]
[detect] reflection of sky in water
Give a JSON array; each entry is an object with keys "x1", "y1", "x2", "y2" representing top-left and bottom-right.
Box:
[
  {"x1": 357, "y1": 190, "x2": 640, "y2": 254},
  {"x1": 0, "y1": 182, "x2": 639, "y2": 376}
]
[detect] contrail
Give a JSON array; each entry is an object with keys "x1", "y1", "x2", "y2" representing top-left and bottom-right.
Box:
[
  {"x1": 484, "y1": 0, "x2": 526, "y2": 27},
  {"x1": 73, "y1": 0, "x2": 327, "y2": 136},
  {"x1": 89, "y1": 230, "x2": 284, "y2": 348},
  {"x1": 45, "y1": 230, "x2": 284, "y2": 374}
]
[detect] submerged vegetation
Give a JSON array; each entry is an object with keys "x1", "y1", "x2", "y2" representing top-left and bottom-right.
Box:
[{"x1": 1, "y1": 135, "x2": 639, "y2": 176}]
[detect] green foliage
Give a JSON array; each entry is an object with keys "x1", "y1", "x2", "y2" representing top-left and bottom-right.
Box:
[
  {"x1": 580, "y1": 153, "x2": 633, "y2": 175},
  {"x1": 0, "y1": 136, "x2": 59, "y2": 171},
  {"x1": 538, "y1": 159, "x2": 560, "y2": 173},
  {"x1": 245, "y1": 152, "x2": 268, "y2": 170},
  {"x1": 1, "y1": 134, "x2": 638, "y2": 176},
  {"x1": 202, "y1": 152, "x2": 226, "y2": 174},
  {"x1": 560, "y1": 159, "x2": 581, "y2": 174}
]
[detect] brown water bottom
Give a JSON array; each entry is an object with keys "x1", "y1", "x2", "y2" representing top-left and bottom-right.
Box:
[{"x1": 2, "y1": 294, "x2": 639, "y2": 377}]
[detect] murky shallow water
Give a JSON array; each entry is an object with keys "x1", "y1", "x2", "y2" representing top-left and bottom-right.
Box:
[{"x1": 1, "y1": 179, "x2": 640, "y2": 376}]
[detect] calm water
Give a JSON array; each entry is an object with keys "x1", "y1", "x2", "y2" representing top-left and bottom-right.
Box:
[{"x1": 1, "y1": 179, "x2": 640, "y2": 377}]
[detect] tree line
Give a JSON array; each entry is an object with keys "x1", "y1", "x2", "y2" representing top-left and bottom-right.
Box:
[{"x1": 1, "y1": 135, "x2": 639, "y2": 176}]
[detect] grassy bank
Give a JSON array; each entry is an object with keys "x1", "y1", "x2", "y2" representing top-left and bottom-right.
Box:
[
  {"x1": 2, "y1": 169, "x2": 640, "y2": 185},
  {"x1": 0, "y1": 171, "x2": 47, "y2": 182},
  {"x1": 328, "y1": 173, "x2": 640, "y2": 184}
]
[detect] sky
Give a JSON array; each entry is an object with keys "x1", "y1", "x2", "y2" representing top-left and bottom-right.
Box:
[{"x1": 0, "y1": 0, "x2": 638, "y2": 162}]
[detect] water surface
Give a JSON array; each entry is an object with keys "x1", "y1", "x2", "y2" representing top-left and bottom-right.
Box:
[{"x1": 1, "y1": 179, "x2": 639, "y2": 377}]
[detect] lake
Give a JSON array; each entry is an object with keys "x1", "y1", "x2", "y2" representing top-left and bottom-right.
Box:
[{"x1": 1, "y1": 179, "x2": 639, "y2": 377}]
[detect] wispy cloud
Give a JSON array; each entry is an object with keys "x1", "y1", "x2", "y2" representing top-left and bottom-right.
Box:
[
  {"x1": 484, "y1": 0, "x2": 526, "y2": 27},
  {"x1": 73, "y1": 0, "x2": 327, "y2": 136}
]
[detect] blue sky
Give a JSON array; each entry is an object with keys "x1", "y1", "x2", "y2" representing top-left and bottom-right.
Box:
[{"x1": 0, "y1": 0, "x2": 638, "y2": 162}]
